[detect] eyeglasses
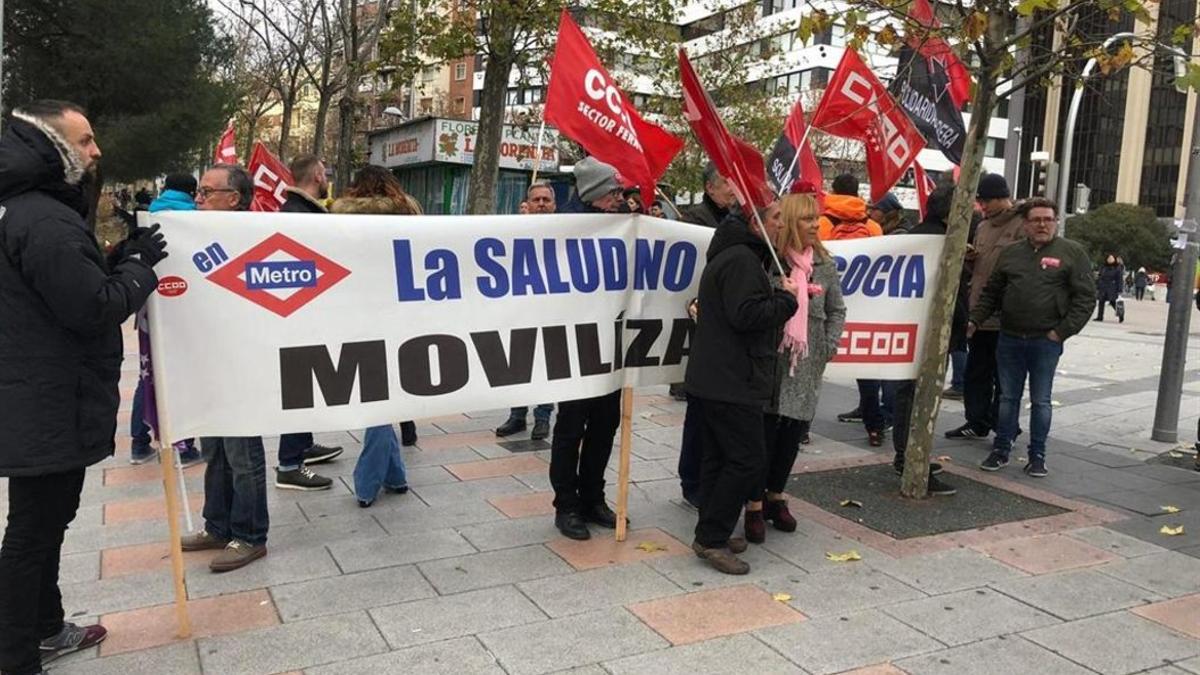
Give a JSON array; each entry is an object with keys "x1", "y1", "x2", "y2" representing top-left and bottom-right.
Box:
[{"x1": 196, "y1": 187, "x2": 237, "y2": 200}]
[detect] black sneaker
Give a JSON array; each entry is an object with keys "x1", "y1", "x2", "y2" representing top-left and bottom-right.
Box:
[
  {"x1": 40, "y1": 622, "x2": 107, "y2": 664},
  {"x1": 837, "y1": 407, "x2": 863, "y2": 423},
  {"x1": 495, "y1": 417, "x2": 526, "y2": 437},
  {"x1": 927, "y1": 474, "x2": 957, "y2": 496},
  {"x1": 894, "y1": 462, "x2": 943, "y2": 476},
  {"x1": 303, "y1": 444, "x2": 343, "y2": 465},
  {"x1": 1024, "y1": 457, "x2": 1048, "y2": 477},
  {"x1": 980, "y1": 452, "x2": 1009, "y2": 471},
  {"x1": 130, "y1": 447, "x2": 155, "y2": 465},
  {"x1": 945, "y1": 424, "x2": 988, "y2": 440},
  {"x1": 531, "y1": 419, "x2": 550, "y2": 440},
  {"x1": 275, "y1": 465, "x2": 333, "y2": 491},
  {"x1": 555, "y1": 511, "x2": 590, "y2": 540}
]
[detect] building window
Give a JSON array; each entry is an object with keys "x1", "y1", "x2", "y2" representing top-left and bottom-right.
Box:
[
  {"x1": 506, "y1": 88, "x2": 520, "y2": 106},
  {"x1": 455, "y1": 63, "x2": 467, "y2": 81},
  {"x1": 985, "y1": 137, "x2": 1006, "y2": 158},
  {"x1": 455, "y1": 97, "x2": 466, "y2": 114},
  {"x1": 762, "y1": 0, "x2": 784, "y2": 16}
]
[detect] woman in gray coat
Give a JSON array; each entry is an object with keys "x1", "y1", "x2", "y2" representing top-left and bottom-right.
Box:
[{"x1": 744, "y1": 193, "x2": 847, "y2": 543}]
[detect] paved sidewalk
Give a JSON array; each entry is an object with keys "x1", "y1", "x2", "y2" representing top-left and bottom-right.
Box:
[{"x1": 5, "y1": 298, "x2": 1200, "y2": 674}]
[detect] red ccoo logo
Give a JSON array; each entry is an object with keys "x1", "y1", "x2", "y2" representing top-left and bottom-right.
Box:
[{"x1": 157, "y1": 276, "x2": 189, "y2": 297}]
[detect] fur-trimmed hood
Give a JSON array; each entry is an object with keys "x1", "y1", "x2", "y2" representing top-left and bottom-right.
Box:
[
  {"x1": 0, "y1": 114, "x2": 88, "y2": 213},
  {"x1": 330, "y1": 196, "x2": 410, "y2": 215}
]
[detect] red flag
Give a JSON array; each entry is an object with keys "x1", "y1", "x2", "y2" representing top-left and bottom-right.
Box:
[
  {"x1": 213, "y1": 123, "x2": 238, "y2": 165},
  {"x1": 544, "y1": 10, "x2": 682, "y2": 205},
  {"x1": 914, "y1": 163, "x2": 936, "y2": 220},
  {"x1": 247, "y1": 142, "x2": 293, "y2": 212},
  {"x1": 811, "y1": 49, "x2": 925, "y2": 203},
  {"x1": 909, "y1": 0, "x2": 971, "y2": 109},
  {"x1": 767, "y1": 98, "x2": 824, "y2": 200},
  {"x1": 678, "y1": 49, "x2": 773, "y2": 209}
]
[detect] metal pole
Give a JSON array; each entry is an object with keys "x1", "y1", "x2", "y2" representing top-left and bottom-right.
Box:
[
  {"x1": 1058, "y1": 32, "x2": 1135, "y2": 234},
  {"x1": 1, "y1": 0, "x2": 6, "y2": 117},
  {"x1": 1151, "y1": 92, "x2": 1200, "y2": 442}
]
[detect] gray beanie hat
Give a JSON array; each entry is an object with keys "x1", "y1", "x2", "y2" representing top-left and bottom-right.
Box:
[{"x1": 574, "y1": 156, "x2": 621, "y2": 203}]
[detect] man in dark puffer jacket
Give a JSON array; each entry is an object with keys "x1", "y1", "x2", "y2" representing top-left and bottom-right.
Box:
[{"x1": 0, "y1": 100, "x2": 168, "y2": 675}]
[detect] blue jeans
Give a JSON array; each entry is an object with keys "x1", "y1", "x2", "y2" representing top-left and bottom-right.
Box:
[
  {"x1": 993, "y1": 334, "x2": 1063, "y2": 460},
  {"x1": 353, "y1": 425, "x2": 408, "y2": 502},
  {"x1": 130, "y1": 379, "x2": 152, "y2": 453},
  {"x1": 509, "y1": 405, "x2": 553, "y2": 423},
  {"x1": 277, "y1": 432, "x2": 313, "y2": 471},
  {"x1": 200, "y1": 437, "x2": 269, "y2": 546},
  {"x1": 950, "y1": 350, "x2": 967, "y2": 390}
]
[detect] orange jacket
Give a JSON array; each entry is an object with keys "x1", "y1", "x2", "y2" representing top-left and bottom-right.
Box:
[{"x1": 817, "y1": 194, "x2": 883, "y2": 240}]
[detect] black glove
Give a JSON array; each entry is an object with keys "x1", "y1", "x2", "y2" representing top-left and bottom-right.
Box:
[{"x1": 122, "y1": 223, "x2": 169, "y2": 267}]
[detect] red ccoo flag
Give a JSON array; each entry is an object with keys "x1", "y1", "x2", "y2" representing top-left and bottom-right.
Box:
[
  {"x1": 678, "y1": 48, "x2": 773, "y2": 209},
  {"x1": 247, "y1": 142, "x2": 293, "y2": 212},
  {"x1": 543, "y1": 10, "x2": 682, "y2": 206},
  {"x1": 213, "y1": 123, "x2": 238, "y2": 165},
  {"x1": 811, "y1": 49, "x2": 925, "y2": 203},
  {"x1": 913, "y1": 162, "x2": 936, "y2": 220}
]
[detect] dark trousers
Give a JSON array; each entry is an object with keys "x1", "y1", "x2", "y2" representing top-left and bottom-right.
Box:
[
  {"x1": 1096, "y1": 297, "x2": 1118, "y2": 319},
  {"x1": 678, "y1": 398, "x2": 702, "y2": 501},
  {"x1": 856, "y1": 380, "x2": 896, "y2": 432},
  {"x1": 201, "y1": 437, "x2": 269, "y2": 545},
  {"x1": 277, "y1": 432, "x2": 312, "y2": 470},
  {"x1": 761, "y1": 414, "x2": 803, "y2": 497},
  {"x1": 549, "y1": 391, "x2": 621, "y2": 513},
  {"x1": 891, "y1": 380, "x2": 917, "y2": 464},
  {"x1": 994, "y1": 334, "x2": 1063, "y2": 459},
  {"x1": 1135, "y1": 286, "x2": 1146, "y2": 300},
  {"x1": 693, "y1": 397, "x2": 765, "y2": 548},
  {"x1": 963, "y1": 330, "x2": 1001, "y2": 434},
  {"x1": 0, "y1": 469, "x2": 86, "y2": 675},
  {"x1": 509, "y1": 405, "x2": 553, "y2": 424}
]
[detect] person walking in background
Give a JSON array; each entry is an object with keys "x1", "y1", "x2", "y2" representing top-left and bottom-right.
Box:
[
  {"x1": 743, "y1": 192, "x2": 846, "y2": 544},
  {"x1": 686, "y1": 199, "x2": 798, "y2": 574},
  {"x1": 495, "y1": 182, "x2": 558, "y2": 442},
  {"x1": 0, "y1": 100, "x2": 168, "y2": 672},
  {"x1": 946, "y1": 174, "x2": 1023, "y2": 442},
  {"x1": 869, "y1": 192, "x2": 909, "y2": 234},
  {"x1": 1134, "y1": 267, "x2": 1149, "y2": 300},
  {"x1": 328, "y1": 166, "x2": 418, "y2": 508},
  {"x1": 1095, "y1": 254, "x2": 1125, "y2": 322},
  {"x1": 971, "y1": 198, "x2": 1096, "y2": 477}
]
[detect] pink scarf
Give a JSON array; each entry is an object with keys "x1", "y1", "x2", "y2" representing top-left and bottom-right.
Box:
[{"x1": 779, "y1": 247, "x2": 813, "y2": 375}]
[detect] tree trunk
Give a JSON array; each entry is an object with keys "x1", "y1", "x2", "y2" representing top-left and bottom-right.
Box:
[
  {"x1": 900, "y1": 13, "x2": 1005, "y2": 498},
  {"x1": 243, "y1": 116, "x2": 258, "y2": 165},
  {"x1": 466, "y1": 11, "x2": 517, "y2": 215},
  {"x1": 335, "y1": 92, "x2": 356, "y2": 194},
  {"x1": 312, "y1": 89, "x2": 332, "y2": 157},
  {"x1": 278, "y1": 94, "x2": 295, "y2": 162}
]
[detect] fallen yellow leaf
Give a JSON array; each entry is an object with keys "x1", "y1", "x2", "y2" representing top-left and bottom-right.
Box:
[
  {"x1": 839, "y1": 499, "x2": 863, "y2": 508},
  {"x1": 1169, "y1": 451, "x2": 1184, "y2": 458},
  {"x1": 1161, "y1": 525, "x2": 1185, "y2": 536},
  {"x1": 825, "y1": 550, "x2": 862, "y2": 562},
  {"x1": 1162, "y1": 505, "x2": 1181, "y2": 514},
  {"x1": 772, "y1": 593, "x2": 792, "y2": 603},
  {"x1": 635, "y1": 542, "x2": 668, "y2": 553}
]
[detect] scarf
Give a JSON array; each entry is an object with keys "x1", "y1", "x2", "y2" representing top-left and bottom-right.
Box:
[{"x1": 779, "y1": 246, "x2": 813, "y2": 375}]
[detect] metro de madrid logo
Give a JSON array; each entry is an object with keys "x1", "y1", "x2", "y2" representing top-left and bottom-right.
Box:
[{"x1": 196, "y1": 233, "x2": 350, "y2": 317}]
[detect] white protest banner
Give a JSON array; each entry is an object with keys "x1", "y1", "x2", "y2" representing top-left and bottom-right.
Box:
[
  {"x1": 825, "y1": 234, "x2": 946, "y2": 380},
  {"x1": 143, "y1": 211, "x2": 710, "y2": 442}
]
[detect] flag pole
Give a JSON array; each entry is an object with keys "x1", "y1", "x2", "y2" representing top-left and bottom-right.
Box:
[
  {"x1": 174, "y1": 443, "x2": 195, "y2": 533},
  {"x1": 158, "y1": 437, "x2": 192, "y2": 638},
  {"x1": 776, "y1": 122, "x2": 818, "y2": 198},
  {"x1": 615, "y1": 386, "x2": 634, "y2": 541},
  {"x1": 654, "y1": 187, "x2": 684, "y2": 220},
  {"x1": 529, "y1": 118, "x2": 548, "y2": 185}
]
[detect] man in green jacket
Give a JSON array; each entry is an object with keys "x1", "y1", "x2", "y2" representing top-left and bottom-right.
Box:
[{"x1": 967, "y1": 197, "x2": 1095, "y2": 477}]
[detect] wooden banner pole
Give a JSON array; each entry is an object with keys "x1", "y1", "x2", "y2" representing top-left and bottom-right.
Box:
[
  {"x1": 615, "y1": 386, "x2": 634, "y2": 542},
  {"x1": 158, "y1": 443, "x2": 192, "y2": 637}
]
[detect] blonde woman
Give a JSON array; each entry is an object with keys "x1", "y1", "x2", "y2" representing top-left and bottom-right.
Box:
[{"x1": 744, "y1": 192, "x2": 846, "y2": 543}]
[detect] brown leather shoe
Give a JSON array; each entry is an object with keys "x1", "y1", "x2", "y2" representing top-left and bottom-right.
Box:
[
  {"x1": 728, "y1": 537, "x2": 748, "y2": 554},
  {"x1": 692, "y1": 540, "x2": 750, "y2": 575},
  {"x1": 744, "y1": 509, "x2": 766, "y2": 543},
  {"x1": 181, "y1": 530, "x2": 229, "y2": 551},
  {"x1": 209, "y1": 540, "x2": 267, "y2": 573}
]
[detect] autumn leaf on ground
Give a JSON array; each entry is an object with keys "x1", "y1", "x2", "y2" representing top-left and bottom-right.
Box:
[
  {"x1": 1161, "y1": 525, "x2": 1185, "y2": 536},
  {"x1": 1161, "y1": 505, "x2": 1182, "y2": 514},
  {"x1": 1169, "y1": 451, "x2": 1184, "y2": 458},
  {"x1": 825, "y1": 550, "x2": 862, "y2": 562},
  {"x1": 635, "y1": 542, "x2": 668, "y2": 553},
  {"x1": 1051, "y1": 400, "x2": 1062, "y2": 407},
  {"x1": 839, "y1": 499, "x2": 863, "y2": 508},
  {"x1": 772, "y1": 592, "x2": 792, "y2": 603}
]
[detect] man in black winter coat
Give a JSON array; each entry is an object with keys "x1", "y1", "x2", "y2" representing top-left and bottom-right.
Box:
[
  {"x1": 274, "y1": 154, "x2": 343, "y2": 491},
  {"x1": 0, "y1": 100, "x2": 168, "y2": 675},
  {"x1": 549, "y1": 157, "x2": 628, "y2": 542},
  {"x1": 685, "y1": 201, "x2": 798, "y2": 575}
]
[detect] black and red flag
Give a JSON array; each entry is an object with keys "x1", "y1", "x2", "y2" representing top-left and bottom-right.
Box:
[{"x1": 766, "y1": 98, "x2": 824, "y2": 199}]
